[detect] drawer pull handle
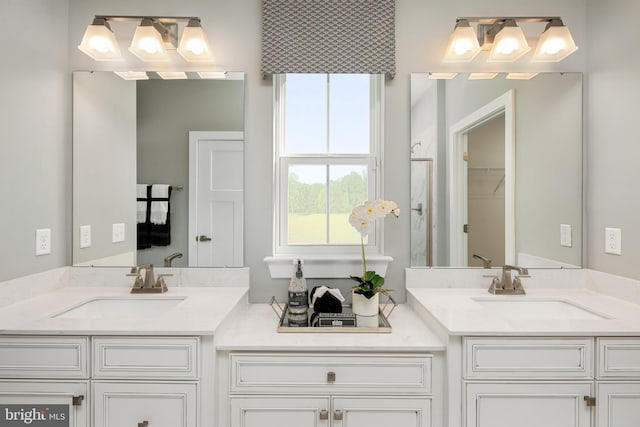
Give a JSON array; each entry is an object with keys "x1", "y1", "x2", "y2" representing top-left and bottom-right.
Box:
[
  {"x1": 584, "y1": 396, "x2": 596, "y2": 407},
  {"x1": 334, "y1": 409, "x2": 343, "y2": 421},
  {"x1": 138, "y1": 421, "x2": 149, "y2": 427},
  {"x1": 319, "y1": 409, "x2": 329, "y2": 420},
  {"x1": 327, "y1": 371, "x2": 336, "y2": 383}
]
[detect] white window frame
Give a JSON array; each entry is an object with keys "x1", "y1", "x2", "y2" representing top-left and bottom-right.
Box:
[{"x1": 266, "y1": 74, "x2": 391, "y2": 278}]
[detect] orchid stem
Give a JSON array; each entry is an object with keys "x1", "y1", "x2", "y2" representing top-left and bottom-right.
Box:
[{"x1": 361, "y1": 236, "x2": 366, "y2": 278}]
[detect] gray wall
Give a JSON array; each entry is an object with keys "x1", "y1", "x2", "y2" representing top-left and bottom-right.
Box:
[
  {"x1": 586, "y1": 0, "x2": 640, "y2": 279},
  {"x1": 0, "y1": 0, "x2": 70, "y2": 280},
  {"x1": 73, "y1": 72, "x2": 137, "y2": 265},
  {"x1": 136, "y1": 79, "x2": 244, "y2": 267}
]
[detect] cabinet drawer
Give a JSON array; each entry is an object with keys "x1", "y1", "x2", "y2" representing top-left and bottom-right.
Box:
[
  {"x1": 92, "y1": 381, "x2": 197, "y2": 427},
  {"x1": 93, "y1": 337, "x2": 199, "y2": 379},
  {"x1": 0, "y1": 336, "x2": 88, "y2": 378},
  {"x1": 598, "y1": 338, "x2": 640, "y2": 378},
  {"x1": 464, "y1": 337, "x2": 593, "y2": 379},
  {"x1": 230, "y1": 353, "x2": 431, "y2": 394}
]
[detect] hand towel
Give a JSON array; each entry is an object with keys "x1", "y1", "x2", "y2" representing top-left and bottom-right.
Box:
[
  {"x1": 150, "y1": 184, "x2": 170, "y2": 225},
  {"x1": 137, "y1": 184, "x2": 149, "y2": 224}
]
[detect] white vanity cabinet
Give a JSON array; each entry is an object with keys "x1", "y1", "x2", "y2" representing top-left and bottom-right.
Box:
[
  {"x1": 91, "y1": 337, "x2": 200, "y2": 427},
  {"x1": 223, "y1": 352, "x2": 435, "y2": 427},
  {"x1": 463, "y1": 337, "x2": 594, "y2": 427},
  {"x1": 596, "y1": 338, "x2": 640, "y2": 427},
  {"x1": 0, "y1": 336, "x2": 90, "y2": 427}
]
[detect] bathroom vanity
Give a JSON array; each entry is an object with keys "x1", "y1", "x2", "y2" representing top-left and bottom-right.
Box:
[{"x1": 3, "y1": 267, "x2": 640, "y2": 427}]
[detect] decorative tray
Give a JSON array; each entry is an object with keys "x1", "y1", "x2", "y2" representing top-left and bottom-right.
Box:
[{"x1": 270, "y1": 296, "x2": 396, "y2": 333}]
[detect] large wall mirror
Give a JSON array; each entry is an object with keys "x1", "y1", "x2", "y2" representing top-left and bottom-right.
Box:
[
  {"x1": 72, "y1": 71, "x2": 245, "y2": 268},
  {"x1": 410, "y1": 72, "x2": 582, "y2": 268}
]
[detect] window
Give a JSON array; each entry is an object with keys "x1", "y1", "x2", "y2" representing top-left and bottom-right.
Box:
[{"x1": 273, "y1": 73, "x2": 384, "y2": 258}]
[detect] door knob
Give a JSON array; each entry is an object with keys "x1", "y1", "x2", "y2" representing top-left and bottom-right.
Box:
[
  {"x1": 411, "y1": 203, "x2": 423, "y2": 215},
  {"x1": 196, "y1": 235, "x2": 212, "y2": 242}
]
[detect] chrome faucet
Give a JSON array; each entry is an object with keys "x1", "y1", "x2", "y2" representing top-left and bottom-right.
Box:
[
  {"x1": 488, "y1": 265, "x2": 529, "y2": 295},
  {"x1": 127, "y1": 264, "x2": 169, "y2": 293},
  {"x1": 163, "y1": 252, "x2": 183, "y2": 267}
]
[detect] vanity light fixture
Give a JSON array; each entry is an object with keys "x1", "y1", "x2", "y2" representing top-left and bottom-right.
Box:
[
  {"x1": 177, "y1": 19, "x2": 214, "y2": 63},
  {"x1": 443, "y1": 17, "x2": 578, "y2": 63},
  {"x1": 443, "y1": 19, "x2": 481, "y2": 62},
  {"x1": 114, "y1": 71, "x2": 149, "y2": 80},
  {"x1": 128, "y1": 18, "x2": 170, "y2": 61},
  {"x1": 487, "y1": 19, "x2": 530, "y2": 62},
  {"x1": 533, "y1": 19, "x2": 579, "y2": 62},
  {"x1": 77, "y1": 17, "x2": 122, "y2": 61},
  {"x1": 78, "y1": 15, "x2": 214, "y2": 63}
]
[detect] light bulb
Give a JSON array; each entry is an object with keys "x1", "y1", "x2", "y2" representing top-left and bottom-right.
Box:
[
  {"x1": 89, "y1": 36, "x2": 114, "y2": 53},
  {"x1": 186, "y1": 39, "x2": 206, "y2": 55},
  {"x1": 496, "y1": 38, "x2": 518, "y2": 55},
  {"x1": 139, "y1": 37, "x2": 162, "y2": 54},
  {"x1": 453, "y1": 39, "x2": 474, "y2": 55},
  {"x1": 541, "y1": 38, "x2": 565, "y2": 55}
]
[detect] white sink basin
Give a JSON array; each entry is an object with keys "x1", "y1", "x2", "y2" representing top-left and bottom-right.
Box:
[
  {"x1": 472, "y1": 297, "x2": 610, "y2": 320},
  {"x1": 52, "y1": 296, "x2": 186, "y2": 320}
]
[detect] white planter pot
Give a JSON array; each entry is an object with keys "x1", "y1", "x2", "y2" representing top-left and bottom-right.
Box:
[{"x1": 351, "y1": 291, "x2": 379, "y2": 317}]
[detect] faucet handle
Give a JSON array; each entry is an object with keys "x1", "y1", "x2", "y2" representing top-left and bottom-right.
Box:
[{"x1": 155, "y1": 274, "x2": 171, "y2": 292}]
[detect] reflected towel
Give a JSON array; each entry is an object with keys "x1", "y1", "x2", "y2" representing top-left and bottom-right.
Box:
[
  {"x1": 137, "y1": 184, "x2": 149, "y2": 224},
  {"x1": 150, "y1": 184, "x2": 170, "y2": 225}
]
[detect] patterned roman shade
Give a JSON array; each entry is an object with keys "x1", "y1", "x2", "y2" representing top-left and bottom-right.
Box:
[{"x1": 262, "y1": 0, "x2": 396, "y2": 78}]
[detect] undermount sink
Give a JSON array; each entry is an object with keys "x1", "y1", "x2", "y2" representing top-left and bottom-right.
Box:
[
  {"x1": 472, "y1": 297, "x2": 610, "y2": 320},
  {"x1": 51, "y1": 296, "x2": 187, "y2": 320}
]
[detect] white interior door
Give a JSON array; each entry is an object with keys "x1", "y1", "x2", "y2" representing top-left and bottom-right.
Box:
[{"x1": 189, "y1": 131, "x2": 244, "y2": 267}]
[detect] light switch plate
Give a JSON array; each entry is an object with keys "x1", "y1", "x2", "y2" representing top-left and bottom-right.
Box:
[
  {"x1": 80, "y1": 225, "x2": 91, "y2": 248},
  {"x1": 35, "y1": 228, "x2": 51, "y2": 256},
  {"x1": 605, "y1": 227, "x2": 622, "y2": 255},
  {"x1": 112, "y1": 223, "x2": 125, "y2": 243},
  {"x1": 560, "y1": 224, "x2": 572, "y2": 247}
]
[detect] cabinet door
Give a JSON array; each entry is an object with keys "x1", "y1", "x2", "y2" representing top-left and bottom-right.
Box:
[
  {"x1": 332, "y1": 397, "x2": 430, "y2": 427},
  {"x1": 466, "y1": 382, "x2": 591, "y2": 427},
  {"x1": 0, "y1": 381, "x2": 88, "y2": 427},
  {"x1": 230, "y1": 396, "x2": 330, "y2": 427},
  {"x1": 93, "y1": 382, "x2": 196, "y2": 427},
  {"x1": 598, "y1": 382, "x2": 640, "y2": 427}
]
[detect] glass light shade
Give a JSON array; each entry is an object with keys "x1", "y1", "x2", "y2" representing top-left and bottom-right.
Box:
[
  {"x1": 533, "y1": 25, "x2": 578, "y2": 62},
  {"x1": 78, "y1": 22, "x2": 122, "y2": 61},
  {"x1": 128, "y1": 22, "x2": 169, "y2": 62},
  {"x1": 177, "y1": 22, "x2": 214, "y2": 62},
  {"x1": 443, "y1": 23, "x2": 481, "y2": 62},
  {"x1": 197, "y1": 71, "x2": 227, "y2": 79},
  {"x1": 488, "y1": 22, "x2": 531, "y2": 62}
]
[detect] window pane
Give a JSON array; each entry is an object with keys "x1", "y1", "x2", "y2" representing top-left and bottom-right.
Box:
[
  {"x1": 329, "y1": 165, "x2": 368, "y2": 244},
  {"x1": 329, "y1": 74, "x2": 370, "y2": 154},
  {"x1": 288, "y1": 165, "x2": 327, "y2": 244},
  {"x1": 285, "y1": 74, "x2": 327, "y2": 154}
]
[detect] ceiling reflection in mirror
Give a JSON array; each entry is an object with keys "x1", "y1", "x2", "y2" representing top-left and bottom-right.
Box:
[
  {"x1": 72, "y1": 71, "x2": 245, "y2": 268},
  {"x1": 410, "y1": 72, "x2": 582, "y2": 268}
]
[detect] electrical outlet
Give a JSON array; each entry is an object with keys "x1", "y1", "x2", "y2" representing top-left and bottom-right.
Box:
[
  {"x1": 605, "y1": 227, "x2": 622, "y2": 255},
  {"x1": 35, "y1": 228, "x2": 51, "y2": 256},
  {"x1": 79, "y1": 225, "x2": 91, "y2": 248},
  {"x1": 112, "y1": 223, "x2": 125, "y2": 243},
  {"x1": 560, "y1": 224, "x2": 572, "y2": 247}
]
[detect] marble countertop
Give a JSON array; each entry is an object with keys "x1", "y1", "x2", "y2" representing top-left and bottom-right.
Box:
[
  {"x1": 407, "y1": 287, "x2": 640, "y2": 336},
  {"x1": 0, "y1": 286, "x2": 249, "y2": 336},
  {"x1": 214, "y1": 303, "x2": 446, "y2": 352}
]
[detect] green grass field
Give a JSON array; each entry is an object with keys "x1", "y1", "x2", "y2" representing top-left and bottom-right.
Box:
[{"x1": 288, "y1": 213, "x2": 361, "y2": 244}]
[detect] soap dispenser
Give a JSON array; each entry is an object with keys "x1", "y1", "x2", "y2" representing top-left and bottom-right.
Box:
[{"x1": 287, "y1": 259, "x2": 308, "y2": 326}]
